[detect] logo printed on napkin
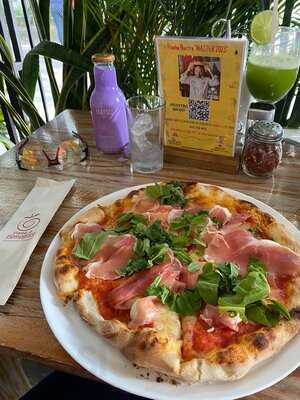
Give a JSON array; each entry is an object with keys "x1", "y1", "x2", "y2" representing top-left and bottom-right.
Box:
[{"x1": 5, "y1": 212, "x2": 41, "y2": 241}]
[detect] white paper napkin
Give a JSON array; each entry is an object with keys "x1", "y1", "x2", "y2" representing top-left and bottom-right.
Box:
[{"x1": 0, "y1": 177, "x2": 75, "y2": 305}]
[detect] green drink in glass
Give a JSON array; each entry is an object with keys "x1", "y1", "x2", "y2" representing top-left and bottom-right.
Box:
[
  {"x1": 246, "y1": 27, "x2": 300, "y2": 104},
  {"x1": 247, "y1": 55, "x2": 299, "y2": 103}
]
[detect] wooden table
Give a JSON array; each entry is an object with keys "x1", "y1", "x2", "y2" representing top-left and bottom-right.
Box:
[{"x1": 1, "y1": 109, "x2": 300, "y2": 399}]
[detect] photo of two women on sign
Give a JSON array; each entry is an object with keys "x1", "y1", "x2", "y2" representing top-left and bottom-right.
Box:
[{"x1": 178, "y1": 55, "x2": 221, "y2": 121}]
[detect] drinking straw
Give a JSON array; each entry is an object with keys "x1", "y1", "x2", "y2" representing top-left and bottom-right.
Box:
[{"x1": 271, "y1": 0, "x2": 279, "y2": 44}]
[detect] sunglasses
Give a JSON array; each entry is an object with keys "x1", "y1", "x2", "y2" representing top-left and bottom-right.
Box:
[{"x1": 16, "y1": 130, "x2": 89, "y2": 171}]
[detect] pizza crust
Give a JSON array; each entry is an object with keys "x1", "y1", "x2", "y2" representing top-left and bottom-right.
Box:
[
  {"x1": 54, "y1": 229, "x2": 78, "y2": 301},
  {"x1": 76, "y1": 288, "x2": 300, "y2": 382},
  {"x1": 76, "y1": 289, "x2": 134, "y2": 349},
  {"x1": 76, "y1": 289, "x2": 182, "y2": 376},
  {"x1": 55, "y1": 206, "x2": 106, "y2": 301},
  {"x1": 186, "y1": 318, "x2": 300, "y2": 382}
]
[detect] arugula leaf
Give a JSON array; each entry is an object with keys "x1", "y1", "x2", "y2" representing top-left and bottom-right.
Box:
[
  {"x1": 144, "y1": 220, "x2": 170, "y2": 244},
  {"x1": 145, "y1": 184, "x2": 164, "y2": 200},
  {"x1": 191, "y1": 237, "x2": 206, "y2": 246},
  {"x1": 169, "y1": 290, "x2": 202, "y2": 315},
  {"x1": 119, "y1": 258, "x2": 149, "y2": 277},
  {"x1": 217, "y1": 262, "x2": 239, "y2": 293},
  {"x1": 188, "y1": 261, "x2": 202, "y2": 272},
  {"x1": 72, "y1": 231, "x2": 110, "y2": 260},
  {"x1": 211, "y1": 216, "x2": 223, "y2": 227},
  {"x1": 248, "y1": 227, "x2": 258, "y2": 236},
  {"x1": 217, "y1": 268, "x2": 270, "y2": 320},
  {"x1": 218, "y1": 295, "x2": 246, "y2": 321},
  {"x1": 147, "y1": 276, "x2": 202, "y2": 316},
  {"x1": 170, "y1": 214, "x2": 192, "y2": 231},
  {"x1": 147, "y1": 276, "x2": 170, "y2": 303},
  {"x1": 267, "y1": 299, "x2": 291, "y2": 320},
  {"x1": 247, "y1": 257, "x2": 267, "y2": 274},
  {"x1": 132, "y1": 222, "x2": 147, "y2": 237},
  {"x1": 120, "y1": 239, "x2": 169, "y2": 277},
  {"x1": 246, "y1": 299, "x2": 290, "y2": 327},
  {"x1": 197, "y1": 263, "x2": 220, "y2": 305},
  {"x1": 245, "y1": 299, "x2": 291, "y2": 327},
  {"x1": 170, "y1": 232, "x2": 190, "y2": 248},
  {"x1": 134, "y1": 238, "x2": 150, "y2": 257},
  {"x1": 173, "y1": 249, "x2": 192, "y2": 265},
  {"x1": 148, "y1": 243, "x2": 170, "y2": 266},
  {"x1": 234, "y1": 270, "x2": 270, "y2": 305},
  {"x1": 245, "y1": 303, "x2": 277, "y2": 326},
  {"x1": 115, "y1": 212, "x2": 147, "y2": 234},
  {"x1": 145, "y1": 182, "x2": 187, "y2": 207},
  {"x1": 170, "y1": 211, "x2": 208, "y2": 241}
]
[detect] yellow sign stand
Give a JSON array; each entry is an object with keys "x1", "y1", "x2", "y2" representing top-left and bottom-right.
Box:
[{"x1": 155, "y1": 36, "x2": 247, "y2": 173}]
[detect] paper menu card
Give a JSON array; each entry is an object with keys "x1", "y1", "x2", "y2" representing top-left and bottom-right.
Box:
[
  {"x1": 0, "y1": 177, "x2": 75, "y2": 305},
  {"x1": 155, "y1": 36, "x2": 248, "y2": 157}
]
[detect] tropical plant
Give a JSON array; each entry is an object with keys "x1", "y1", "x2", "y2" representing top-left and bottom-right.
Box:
[
  {"x1": 1, "y1": 0, "x2": 300, "y2": 139},
  {"x1": 0, "y1": 109, "x2": 14, "y2": 151},
  {"x1": 25, "y1": 0, "x2": 268, "y2": 113},
  {"x1": 0, "y1": 34, "x2": 45, "y2": 138}
]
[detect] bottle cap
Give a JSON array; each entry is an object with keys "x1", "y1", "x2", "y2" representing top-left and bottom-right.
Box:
[
  {"x1": 251, "y1": 121, "x2": 283, "y2": 143},
  {"x1": 91, "y1": 53, "x2": 115, "y2": 63},
  {"x1": 248, "y1": 102, "x2": 276, "y2": 122}
]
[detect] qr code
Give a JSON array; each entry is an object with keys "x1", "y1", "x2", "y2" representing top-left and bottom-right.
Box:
[{"x1": 188, "y1": 99, "x2": 210, "y2": 121}]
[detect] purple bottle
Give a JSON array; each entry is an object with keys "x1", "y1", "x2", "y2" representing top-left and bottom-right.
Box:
[{"x1": 90, "y1": 54, "x2": 128, "y2": 153}]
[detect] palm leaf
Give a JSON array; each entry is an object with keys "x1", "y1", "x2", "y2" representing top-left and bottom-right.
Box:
[
  {"x1": 0, "y1": 91, "x2": 31, "y2": 137},
  {"x1": 28, "y1": 0, "x2": 59, "y2": 105},
  {"x1": 21, "y1": 54, "x2": 39, "y2": 100},
  {"x1": 0, "y1": 34, "x2": 14, "y2": 67},
  {"x1": 55, "y1": 25, "x2": 111, "y2": 114},
  {"x1": 39, "y1": 0, "x2": 50, "y2": 38},
  {"x1": 23, "y1": 41, "x2": 92, "y2": 71},
  {"x1": 0, "y1": 61, "x2": 45, "y2": 130}
]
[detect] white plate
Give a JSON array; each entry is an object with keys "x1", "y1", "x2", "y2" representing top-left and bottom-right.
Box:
[{"x1": 40, "y1": 183, "x2": 300, "y2": 400}]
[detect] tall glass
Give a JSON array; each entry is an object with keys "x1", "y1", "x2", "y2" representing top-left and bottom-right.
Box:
[
  {"x1": 127, "y1": 95, "x2": 165, "y2": 173},
  {"x1": 246, "y1": 27, "x2": 300, "y2": 103}
]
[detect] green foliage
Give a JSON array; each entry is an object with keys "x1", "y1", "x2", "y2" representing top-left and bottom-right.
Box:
[
  {"x1": 147, "y1": 275, "x2": 203, "y2": 316},
  {"x1": 0, "y1": 34, "x2": 45, "y2": 138},
  {"x1": 145, "y1": 182, "x2": 187, "y2": 207},
  {"x1": 72, "y1": 230, "x2": 111, "y2": 260},
  {"x1": 218, "y1": 259, "x2": 270, "y2": 321},
  {"x1": 245, "y1": 299, "x2": 291, "y2": 327},
  {"x1": 0, "y1": 110, "x2": 13, "y2": 150},
  {"x1": 197, "y1": 262, "x2": 221, "y2": 305},
  {"x1": 2, "y1": 0, "x2": 300, "y2": 138},
  {"x1": 146, "y1": 256, "x2": 290, "y2": 325}
]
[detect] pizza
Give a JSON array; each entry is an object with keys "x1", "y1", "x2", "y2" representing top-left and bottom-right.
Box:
[{"x1": 54, "y1": 181, "x2": 300, "y2": 383}]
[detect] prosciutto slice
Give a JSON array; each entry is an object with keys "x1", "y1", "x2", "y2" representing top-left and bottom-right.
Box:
[
  {"x1": 209, "y1": 205, "x2": 232, "y2": 225},
  {"x1": 132, "y1": 191, "x2": 159, "y2": 213},
  {"x1": 222, "y1": 213, "x2": 251, "y2": 233},
  {"x1": 159, "y1": 258, "x2": 186, "y2": 292},
  {"x1": 106, "y1": 258, "x2": 186, "y2": 309},
  {"x1": 71, "y1": 223, "x2": 102, "y2": 242},
  {"x1": 181, "y1": 263, "x2": 205, "y2": 289},
  {"x1": 85, "y1": 234, "x2": 136, "y2": 280},
  {"x1": 167, "y1": 208, "x2": 184, "y2": 223},
  {"x1": 144, "y1": 205, "x2": 183, "y2": 226},
  {"x1": 128, "y1": 296, "x2": 161, "y2": 329},
  {"x1": 204, "y1": 228, "x2": 300, "y2": 277},
  {"x1": 200, "y1": 304, "x2": 242, "y2": 332}
]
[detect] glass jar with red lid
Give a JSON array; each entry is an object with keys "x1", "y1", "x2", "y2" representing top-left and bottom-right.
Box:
[{"x1": 241, "y1": 121, "x2": 283, "y2": 178}]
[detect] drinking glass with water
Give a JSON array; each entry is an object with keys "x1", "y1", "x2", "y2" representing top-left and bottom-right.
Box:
[{"x1": 127, "y1": 95, "x2": 165, "y2": 173}]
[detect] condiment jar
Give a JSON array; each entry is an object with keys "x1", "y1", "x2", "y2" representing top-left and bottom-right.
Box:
[{"x1": 241, "y1": 121, "x2": 283, "y2": 178}]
